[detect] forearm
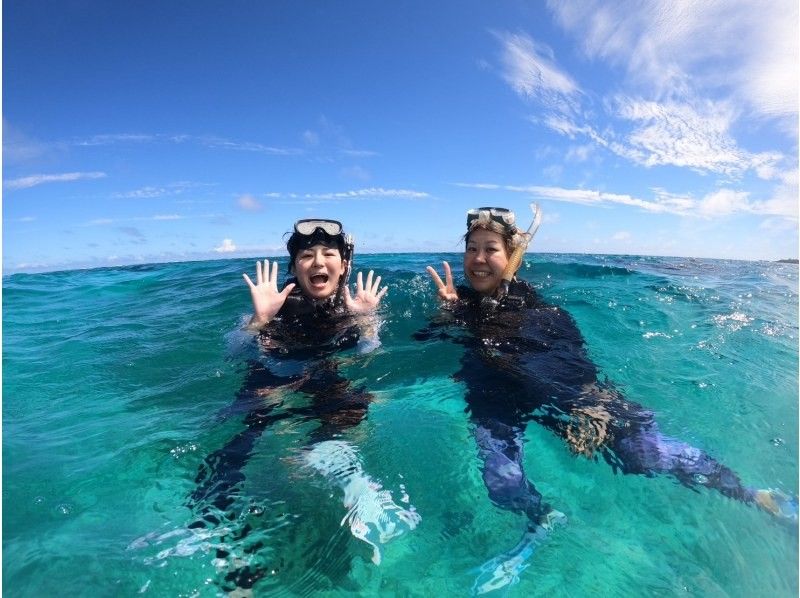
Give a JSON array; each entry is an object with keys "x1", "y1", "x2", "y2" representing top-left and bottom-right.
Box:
[{"x1": 355, "y1": 314, "x2": 382, "y2": 353}]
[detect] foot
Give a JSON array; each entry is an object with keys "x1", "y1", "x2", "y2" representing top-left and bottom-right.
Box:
[
  {"x1": 754, "y1": 488, "x2": 798, "y2": 523},
  {"x1": 472, "y1": 510, "x2": 566, "y2": 595},
  {"x1": 341, "y1": 476, "x2": 421, "y2": 564}
]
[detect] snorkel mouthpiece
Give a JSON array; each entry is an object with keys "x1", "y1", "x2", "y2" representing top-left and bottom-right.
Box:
[{"x1": 497, "y1": 203, "x2": 542, "y2": 299}]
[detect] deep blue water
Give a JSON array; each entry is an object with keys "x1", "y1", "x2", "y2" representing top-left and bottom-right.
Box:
[{"x1": 3, "y1": 253, "x2": 798, "y2": 596}]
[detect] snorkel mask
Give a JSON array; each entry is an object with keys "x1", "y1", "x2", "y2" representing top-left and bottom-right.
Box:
[
  {"x1": 286, "y1": 219, "x2": 355, "y2": 303},
  {"x1": 466, "y1": 204, "x2": 542, "y2": 299}
]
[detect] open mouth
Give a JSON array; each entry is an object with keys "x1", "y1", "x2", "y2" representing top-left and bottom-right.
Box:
[
  {"x1": 471, "y1": 271, "x2": 492, "y2": 279},
  {"x1": 310, "y1": 274, "x2": 329, "y2": 285}
]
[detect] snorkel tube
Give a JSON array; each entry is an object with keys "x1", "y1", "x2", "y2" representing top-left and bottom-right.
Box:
[
  {"x1": 335, "y1": 233, "x2": 355, "y2": 305},
  {"x1": 496, "y1": 203, "x2": 542, "y2": 299}
]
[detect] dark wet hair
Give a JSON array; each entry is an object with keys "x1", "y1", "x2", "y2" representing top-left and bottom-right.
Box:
[{"x1": 286, "y1": 229, "x2": 346, "y2": 273}]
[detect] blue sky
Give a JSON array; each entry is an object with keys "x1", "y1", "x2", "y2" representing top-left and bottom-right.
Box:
[{"x1": 3, "y1": 1, "x2": 798, "y2": 273}]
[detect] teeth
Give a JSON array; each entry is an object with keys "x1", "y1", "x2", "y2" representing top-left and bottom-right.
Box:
[{"x1": 472, "y1": 271, "x2": 491, "y2": 278}]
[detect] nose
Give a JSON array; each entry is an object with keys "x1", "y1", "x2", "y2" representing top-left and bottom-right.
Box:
[
  {"x1": 312, "y1": 251, "x2": 325, "y2": 266},
  {"x1": 474, "y1": 250, "x2": 487, "y2": 263}
]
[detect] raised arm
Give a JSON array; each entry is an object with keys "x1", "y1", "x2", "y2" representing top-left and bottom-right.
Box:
[
  {"x1": 243, "y1": 259, "x2": 296, "y2": 328},
  {"x1": 426, "y1": 261, "x2": 459, "y2": 302}
]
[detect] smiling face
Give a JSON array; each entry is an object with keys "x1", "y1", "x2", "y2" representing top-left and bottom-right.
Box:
[
  {"x1": 463, "y1": 227, "x2": 510, "y2": 295},
  {"x1": 293, "y1": 244, "x2": 346, "y2": 300}
]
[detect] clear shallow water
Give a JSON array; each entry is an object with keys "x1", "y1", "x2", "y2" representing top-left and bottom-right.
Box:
[{"x1": 3, "y1": 253, "x2": 798, "y2": 597}]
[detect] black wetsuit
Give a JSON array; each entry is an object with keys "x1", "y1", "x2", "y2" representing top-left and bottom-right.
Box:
[
  {"x1": 189, "y1": 284, "x2": 372, "y2": 589},
  {"x1": 415, "y1": 279, "x2": 755, "y2": 527}
]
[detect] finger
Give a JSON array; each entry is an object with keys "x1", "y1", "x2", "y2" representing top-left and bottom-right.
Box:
[
  {"x1": 426, "y1": 266, "x2": 445, "y2": 290},
  {"x1": 365, "y1": 270, "x2": 374, "y2": 292},
  {"x1": 279, "y1": 282, "x2": 296, "y2": 298},
  {"x1": 270, "y1": 260, "x2": 279, "y2": 287},
  {"x1": 356, "y1": 271, "x2": 364, "y2": 293},
  {"x1": 343, "y1": 284, "x2": 353, "y2": 305},
  {"x1": 443, "y1": 261, "x2": 453, "y2": 287},
  {"x1": 256, "y1": 260, "x2": 264, "y2": 285},
  {"x1": 376, "y1": 286, "x2": 388, "y2": 301},
  {"x1": 243, "y1": 273, "x2": 255, "y2": 289},
  {"x1": 371, "y1": 275, "x2": 381, "y2": 294}
]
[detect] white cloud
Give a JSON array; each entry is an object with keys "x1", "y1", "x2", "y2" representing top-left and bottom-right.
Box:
[
  {"x1": 268, "y1": 187, "x2": 430, "y2": 201},
  {"x1": 199, "y1": 136, "x2": 303, "y2": 156},
  {"x1": 74, "y1": 134, "x2": 155, "y2": 146},
  {"x1": 615, "y1": 97, "x2": 750, "y2": 174},
  {"x1": 456, "y1": 181, "x2": 797, "y2": 219},
  {"x1": 495, "y1": 31, "x2": 581, "y2": 112},
  {"x1": 215, "y1": 239, "x2": 237, "y2": 253},
  {"x1": 697, "y1": 189, "x2": 750, "y2": 216},
  {"x1": 612, "y1": 231, "x2": 632, "y2": 241},
  {"x1": 541, "y1": 97, "x2": 785, "y2": 177},
  {"x1": 4, "y1": 171, "x2": 107, "y2": 190},
  {"x1": 546, "y1": 0, "x2": 798, "y2": 124},
  {"x1": 152, "y1": 214, "x2": 182, "y2": 220},
  {"x1": 115, "y1": 186, "x2": 169, "y2": 199},
  {"x1": 237, "y1": 194, "x2": 263, "y2": 211},
  {"x1": 69, "y1": 132, "x2": 304, "y2": 156},
  {"x1": 113, "y1": 181, "x2": 213, "y2": 199}
]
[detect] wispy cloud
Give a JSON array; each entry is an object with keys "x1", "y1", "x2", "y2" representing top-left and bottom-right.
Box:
[
  {"x1": 546, "y1": 0, "x2": 798, "y2": 124},
  {"x1": 455, "y1": 182, "x2": 797, "y2": 219},
  {"x1": 113, "y1": 181, "x2": 211, "y2": 199},
  {"x1": 301, "y1": 116, "x2": 379, "y2": 161},
  {"x1": 74, "y1": 133, "x2": 156, "y2": 146},
  {"x1": 612, "y1": 97, "x2": 783, "y2": 176},
  {"x1": 237, "y1": 194, "x2": 263, "y2": 211},
  {"x1": 69, "y1": 132, "x2": 304, "y2": 156},
  {"x1": 2, "y1": 120, "x2": 59, "y2": 165},
  {"x1": 4, "y1": 171, "x2": 107, "y2": 190},
  {"x1": 494, "y1": 31, "x2": 581, "y2": 113},
  {"x1": 198, "y1": 136, "x2": 303, "y2": 156},
  {"x1": 266, "y1": 187, "x2": 430, "y2": 201},
  {"x1": 536, "y1": 95, "x2": 784, "y2": 177}
]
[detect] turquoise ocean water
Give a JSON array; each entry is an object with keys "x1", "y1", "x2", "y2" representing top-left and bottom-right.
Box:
[{"x1": 3, "y1": 253, "x2": 798, "y2": 596}]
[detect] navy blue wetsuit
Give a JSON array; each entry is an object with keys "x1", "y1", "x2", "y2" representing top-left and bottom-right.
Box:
[
  {"x1": 189, "y1": 285, "x2": 372, "y2": 589},
  {"x1": 415, "y1": 279, "x2": 755, "y2": 527}
]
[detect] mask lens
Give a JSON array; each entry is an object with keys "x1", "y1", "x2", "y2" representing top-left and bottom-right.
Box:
[{"x1": 295, "y1": 219, "x2": 343, "y2": 236}]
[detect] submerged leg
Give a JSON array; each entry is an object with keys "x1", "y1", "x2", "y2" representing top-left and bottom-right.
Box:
[
  {"x1": 612, "y1": 427, "x2": 798, "y2": 522},
  {"x1": 471, "y1": 418, "x2": 565, "y2": 593},
  {"x1": 304, "y1": 439, "x2": 421, "y2": 565},
  {"x1": 473, "y1": 419, "x2": 552, "y2": 525}
]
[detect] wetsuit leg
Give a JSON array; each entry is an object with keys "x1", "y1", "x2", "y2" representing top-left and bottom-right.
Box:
[
  {"x1": 301, "y1": 359, "x2": 373, "y2": 443},
  {"x1": 189, "y1": 360, "x2": 307, "y2": 513},
  {"x1": 532, "y1": 386, "x2": 756, "y2": 504},
  {"x1": 610, "y1": 424, "x2": 755, "y2": 502},
  {"x1": 472, "y1": 418, "x2": 549, "y2": 525}
]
